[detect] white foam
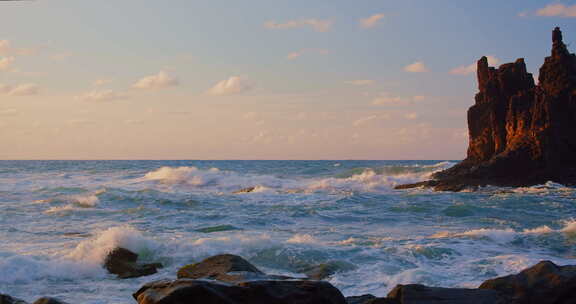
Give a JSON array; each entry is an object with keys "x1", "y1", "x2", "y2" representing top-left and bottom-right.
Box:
[{"x1": 286, "y1": 234, "x2": 317, "y2": 244}]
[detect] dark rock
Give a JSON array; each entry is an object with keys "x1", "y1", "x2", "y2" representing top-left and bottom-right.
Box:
[
  {"x1": 233, "y1": 187, "x2": 256, "y2": 194},
  {"x1": 479, "y1": 260, "x2": 576, "y2": 304},
  {"x1": 386, "y1": 284, "x2": 505, "y2": 304},
  {"x1": 396, "y1": 27, "x2": 576, "y2": 191},
  {"x1": 299, "y1": 261, "x2": 356, "y2": 280},
  {"x1": 346, "y1": 294, "x2": 377, "y2": 304},
  {"x1": 0, "y1": 294, "x2": 27, "y2": 304},
  {"x1": 104, "y1": 247, "x2": 162, "y2": 279},
  {"x1": 32, "y1": 298, "x2": 69, "y2": 304},
  {"x1": 133, "y1": 279, "x2": 347, "y2": 304},
  {"x1": 177, "y1": 254, "x2": 267, "y2": 283}
]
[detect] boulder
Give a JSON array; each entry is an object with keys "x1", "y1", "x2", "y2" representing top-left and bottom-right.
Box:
[
  {"x1": 32, "y1": 298, "x2": 69, "y2": 304},
  {"x1": 396, "y1": 27, "x2": 576, "y2": 191},
  {"x1": 177, "y1": 254, "x2": 265, "y2": 283},
  {"x1": 479, "y1": 260, "x2": 576, "y2": 304},
  {"x1": 0, "y1": 294, "x2": 27, "y2": 304},
  {"x1": 104, "y1": 247, "x2": 162, "y2": 279},
  {"x1": 386, "y1": 284, "x2": 505, "y2": 304},
  {"x1": 133, "y1": 279, "x2": 347, "y2": 304}
]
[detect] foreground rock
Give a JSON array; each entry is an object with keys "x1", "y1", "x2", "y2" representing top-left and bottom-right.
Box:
[
  {"x1": 479, "y1": 260, "x2": 576, "y2": 304},
  {"x1": 387, "y1": 284, "x2": 505, "y2": 304},
  {"x1": 133, "y1": 279, "x2": 347, "y2": 304},
  {"x1": 0, "y1": 294, "x2": 27, "y2": 304},
  {"x1": 104, "y1": 247, "x2": 162, "y2": 279},
  {"x1": 396, "y1": 27, "x2": 576, "y2": 191},
  {"x1": 32, "y1": 298, "x2": 69, "y2": 304}
]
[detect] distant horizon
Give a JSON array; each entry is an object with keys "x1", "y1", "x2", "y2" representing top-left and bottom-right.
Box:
[{"x1": 0, "y1": 1, "x2": 574, "y2": 159}]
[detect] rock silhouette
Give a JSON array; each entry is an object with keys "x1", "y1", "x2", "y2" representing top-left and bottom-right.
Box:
[{"x1": 397, "y1": 27, "x2": 576, "y2": 191}]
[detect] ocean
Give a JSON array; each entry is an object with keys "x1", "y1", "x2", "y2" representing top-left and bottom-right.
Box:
[{"x1": 1, "y1": 160, "x2": 575, "y2": 303}]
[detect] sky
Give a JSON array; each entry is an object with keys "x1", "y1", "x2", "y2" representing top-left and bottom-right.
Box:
[{"x1": 0, "y1": 0, "x2": 574, "y2": 160}]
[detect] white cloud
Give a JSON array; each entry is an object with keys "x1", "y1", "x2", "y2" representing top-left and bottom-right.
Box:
[
  {"x1": 207, "y1": 76, "x2": 253, "y2": 96},
  {"x1": 132, "y1": 71, "x2": 179, "y2": 89},
  {"x1": 536, "y1": 3, "x2": 576, "y2": 17},
  {"x1": 372, "y1": 92, "x2": 426, "y2": 105},
  {"x1": 77, "y1": 90, "x2": 129, "y2": 102},
  {"x1": 0, "y1": 108, "x2": 18, "y2": 116},
  {"x1": 0, "y1": 40, "x2": 34, "y2": 56},
  {"x1": 264, "y1": 19, "x2": 333, "y2": 32},
  {"x1": 360, "y1": 13, "x2": 385, "y2": 29},
  {"x1": 0, "y1": 83, "x2": 40, "y2": 96},
  {"x1": 0, "y1": 57, "x2": 15, "y2": 71},
  {"x1": 353, "y1": 114, "x2": 390, "y2": 127},
  {"x1": 450, "y1": 56, "x2": 500, "y2": 75},
  {"x1": 346, "y1": 79, "x2": 375, "y2": 86},
  {"x1": 287, "y1": 48, "x2": 329, "y2": 60},
  {"x1": 404, "y1": 112, "x2": 419, "y2": 120},
  {"x1": 404, "y1": 61, "x2": 429, "y2": 73}
]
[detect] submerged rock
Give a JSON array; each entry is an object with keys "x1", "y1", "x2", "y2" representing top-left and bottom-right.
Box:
[
  {"x1": 133, "y1": 279, "x2": 347, "y2": 304},
  {"x1": 396, "y1": 27, "x2": 576, "y2": 191},
  {"x1": 387, "y1": 284, "x2": 505, "y2": 304},
  {"x1": 0, "y1": 294, "x2": 27, "y2": 304},
  {"x1": 299, "y1": 260, "x2": 357, "y2": 280},
  {"x1": 104, "y1": 247, "x2": 162, "y2": 279},
  {"x1": 479, "y1": 260, "x2": 576, "y2": 304}
]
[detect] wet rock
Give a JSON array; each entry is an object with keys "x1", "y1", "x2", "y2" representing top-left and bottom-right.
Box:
[
  {"x1": 104, "y1": 247, "x2": 162, "y2": 279},
  {"x1": 396, "y1": 27, "x2": 576, "y2": 191},
  {"x1": 177, "y1": 254, "x2": 268, "y2": 283},
  {"x1": 479, "y1": 260, "x2": 576, "y2": 304},
  {"x1": 0, "y1": 294, "x2": 27, "y2": 304},
  {"x1": 133, "y1": 279, "x2": 347, "y2": 304},
  {"x1": 386, "y1": 284, "x2": 505, "y2": 304},
  {"x1": 233, "y1": 187, "x2": 256, "y2": 194},
  {"x1": 299, "y1": 261, "x2": 356, "y2": 280},
  {"x1": 345, "y1": 294, "x2": 376, "y2": 304},
  {"x1": 32, "y1": 298, "x2": 69, "y2": 304}
]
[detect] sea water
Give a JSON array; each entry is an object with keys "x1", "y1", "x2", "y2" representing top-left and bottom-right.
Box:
[{"x1": 1, "y1": 160, "x2": 575, "y2": 303}]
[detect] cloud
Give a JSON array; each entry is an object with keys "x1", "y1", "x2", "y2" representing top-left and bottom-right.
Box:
[
  {"x1": 93, "y1": 79, "x2": 112, "y2": 87},
  {"x1": 353, "y1": 114, "x2": 390, "y2": 127},
  {"x1": 124, "y1": 119, "x2": 144, "y2": 125},
  {"x1": 372, "y1": 92, "x2": 426, "y2": 105},
  {"x1": 0, "y1": 83, "x2": 39, "y2": 96},
  {"x1": 0, "y1": 108, "x2": 18, "y2": 116},
  {"x1": 536, "y1": 3, "x2": 576, "y2": 17},
  {"x1": 0, "y1": 40, "x2": 34, "y2": 56},
  {"x1": 0, "y1": 56, "x2": 14, "y2": 71},
  {"x1": 67, "y1": 119, "x2": 96, "y2": 126},
  {"x1": 404, "y1": 61, "x2": 429, "y2": 73},
  {"x1": 360, "y1": 13, "x2": 385, "y2": 29},
  {"x1": 450, "y1": 56, "x2": 500, "y2": 75},
  {"x1": 287, "y1": 48, "x2": 329, "y2": 60},
  {"x1": 77, "y1": 89, "x2": 129, "y2": 102},
  {"x1": 206, "y1": 76, "x2": 254, "y2": 96},
  {"x1": 346, "y1": 79, "x2": 375, "y2": 86},
  {"x1": 404, "y1": 112, "x2": 419, "y2": 120},
  {"x1": 264, "y1": 19, "x2": 333, "y2": 32},
  {"x1": 132, "y1": 71, "x2": 179, "y2": 89}
]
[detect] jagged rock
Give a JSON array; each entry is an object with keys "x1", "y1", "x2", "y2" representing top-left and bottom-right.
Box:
[
  {"x1": 396, "y1": 27, "x2": 576, "y2": 191},
  {"x1": 386, "y1": 284, "x2": 505, "y2": 304},
  {"x1": 0, "y1": 294, "x2": 27, "y2": 304},
  {"x1": 479, "y1": 260, "x2": 576, "y2": 304},
  {"x1": 133, "y1": 279, "x2": 347, "y2": 304},
  {"x1": 32, "y1": 298, "x2": 69, "y2": 304},
  {"x1": 104, "y1": 247, "x2": 162, "y2": 279}
]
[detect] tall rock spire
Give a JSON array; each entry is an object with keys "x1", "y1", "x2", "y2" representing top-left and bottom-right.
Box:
[{"x1": 396, "y1": 27, "x2": 576, "y2": 191}]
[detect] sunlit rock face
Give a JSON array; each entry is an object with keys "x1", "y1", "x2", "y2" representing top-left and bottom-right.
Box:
[{"x1": 397, "y1": 27, "x2": 576, "y2": 191}]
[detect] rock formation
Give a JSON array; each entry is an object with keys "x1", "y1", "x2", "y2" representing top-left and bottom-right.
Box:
[
  {"x1": 103, "y1": 247, "x2": 163, "y2": 279},
  {"x1": 397, "y1": 27, "x2": 576, "y2": 191}
]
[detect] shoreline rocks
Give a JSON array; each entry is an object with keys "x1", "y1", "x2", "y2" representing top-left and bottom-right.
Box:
[{"x1": 396, "y1": 27, "x2": 576, "y2": 192}]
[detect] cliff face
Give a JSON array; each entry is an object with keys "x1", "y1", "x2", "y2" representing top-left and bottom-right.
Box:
[{"x1": 398, "y1": 27, "x2": 576, "y2": 191}]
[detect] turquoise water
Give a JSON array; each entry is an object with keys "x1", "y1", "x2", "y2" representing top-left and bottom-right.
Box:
[{"x1": 1, "y1": 160, "x2": 576, "y2": 303}]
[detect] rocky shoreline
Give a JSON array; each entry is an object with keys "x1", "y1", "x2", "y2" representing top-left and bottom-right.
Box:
[
  {"x1": 2, "y1": 248, "x2": 576, "y2": 304},
  {"x1": 396, "y1": 27, "x2": 576, "y2": 192}
]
